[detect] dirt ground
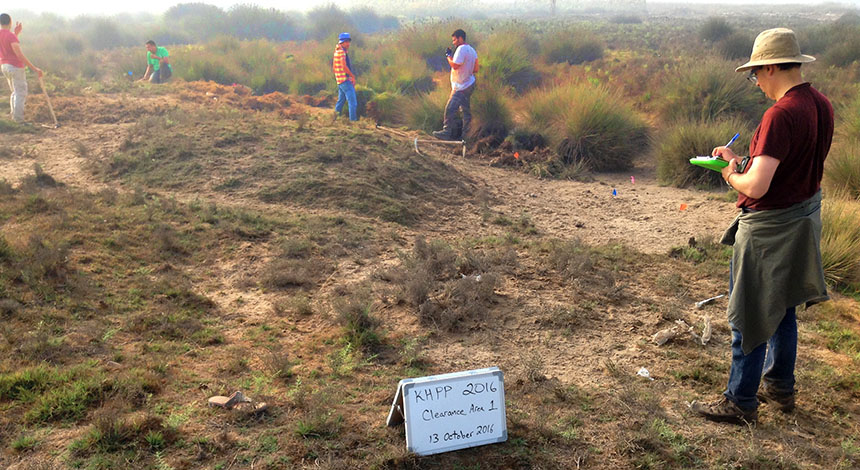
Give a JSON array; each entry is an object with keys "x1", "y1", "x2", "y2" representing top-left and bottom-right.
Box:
[
  {"x1": 5, "y1": 86, "x2": 738, "y2": 255},
  {"x1": 5, "y1": 83, "x2": 855, "y2": 469}
]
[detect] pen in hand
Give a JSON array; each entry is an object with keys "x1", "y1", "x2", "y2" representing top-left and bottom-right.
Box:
[{"x1": 724, "y1": 132, "x2": 740, "y2": 149}]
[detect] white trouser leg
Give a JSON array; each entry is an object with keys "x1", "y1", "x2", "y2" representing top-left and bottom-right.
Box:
[{"x1": 2, "y1": 64, "x2": 28, "y2": 122}]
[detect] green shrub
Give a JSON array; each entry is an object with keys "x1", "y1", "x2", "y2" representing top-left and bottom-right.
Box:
[
  {"x1": 717, "y1": 32, "x2": 753, "y2": 61},
  {"x1": 480, "y1": 31, "x2": 541, "y2": 93},
  {"x1": 333, "y1": 289, "x2": 380, "y2": 351},
  {"x1": 821, "y1": 196, "x2": 860, "y2": 292},
  {"x1": 523, "y1": 82, "x2": 650, "y2": 172},
  {"x1": 306, "y1": 4, "x2": 355, "y2": 41},
  {"x1": 656, "y1": 118, "x2": 751, "y2": 188},
  {"x1": 610, "y1": 14, "x2": 643, "y2": 24},
  {"x1": 824, "y1": 29, "x2": 860, "y2": 67},
  {"x1": 659, "y1": 57, "x2": 765, "y2": 124},
  {"x1": 542, "y1": 29, "x2": 603, "y2": 65},
  {"x1": 699, "y1": 17, "x2": 734, "y2": 43},
  {"x1": 797, "y1": 24, "x2": 836, "y2": 56},
  {"x1": 228, "y1": 4, "x2": 304, "y2": 41},
  {"x1": 164, "y1": 3, "x2": 229, "y2": 42},
  {"x1": 797, "y1": 17, "x2": 860, "y2": 66}
]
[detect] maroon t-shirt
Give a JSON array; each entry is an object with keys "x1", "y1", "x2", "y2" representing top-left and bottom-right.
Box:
[
  {"x1": 0, "y1": 29, "x2": 24, "y2": 68},
  {"x1": 739, "y1": 83, "x2": 833, "y2": 210}
]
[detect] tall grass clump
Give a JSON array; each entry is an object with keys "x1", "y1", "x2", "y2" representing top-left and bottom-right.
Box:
[
  {"x1": 838, "y1": 92, "x2": 860, "y2": 139},
  {"x1": 542, "y1": 29, "x2": 604, "y2": 65},
  {"x1": 366, "y1": 91, "x2": 406, "y2": 125},
  {"x1": 824, "y1": 94, "x2": 860, "y2": 198},
  {"x1": 824, "y1": 140, "x2": 860, "y2": 199},
  {"x1": 659, "y1": 57, "x2": 765, "y2": 124},
  {"x1": 821, "y1": 195, "x2": 860, "y2": 292},
  {"x1": 699, "y1": 17, "x2": 734, "y2": 43},
  {"x1": 480, "y1": 31, "x2": 541, "y2": 93},
  {"x1": 469, "y1": 81, "x2": 514, "y2": 144},
  {"x1": 523, "y1": 82, "x2": 649, "y2": 172},
  {"x1": 333, "y1": 289, "x2": 380, "y2": 352},
  {"x1": 404, "y1": 86, "x2": 449, "y2": 133},
  {"x1": 656, "y1": 118, "x2": 751, "y2": 188}
]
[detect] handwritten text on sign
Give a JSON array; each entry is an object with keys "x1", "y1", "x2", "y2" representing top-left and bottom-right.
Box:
[{"x1": 402, "y1": 368, "x2": 506, "y2": 456}]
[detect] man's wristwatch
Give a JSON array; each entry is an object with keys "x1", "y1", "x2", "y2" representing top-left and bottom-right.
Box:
[{"x1": 736, "y1": 155, "x2": 751, "y2": 173}]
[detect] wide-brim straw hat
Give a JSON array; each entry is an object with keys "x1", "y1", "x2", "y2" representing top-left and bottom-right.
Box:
[{"x1": 735, "y1": 28, "x2": 815, "y2": 72}]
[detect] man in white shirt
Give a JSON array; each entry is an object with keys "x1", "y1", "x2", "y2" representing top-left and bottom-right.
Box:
[{"x1": 433, "y1": 29, "x2": 479, "y2": 141}]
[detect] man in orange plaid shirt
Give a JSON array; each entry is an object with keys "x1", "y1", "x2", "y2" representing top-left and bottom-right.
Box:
[{"x1": 333, "y1": 32, "x2": 358, "y2": 121}]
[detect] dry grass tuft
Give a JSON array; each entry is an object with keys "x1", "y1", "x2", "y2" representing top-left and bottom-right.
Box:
[{"x1": 821, "y1": 195, "x2": 860, "y2": 292}]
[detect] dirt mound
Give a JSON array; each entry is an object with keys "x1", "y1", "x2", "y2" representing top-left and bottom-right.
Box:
[
  {"x1": 175, "y1": 81, "x2": 305, "y2": 118},
  {"x1": 471, "y1": 140, "x2": 557, "y2": 170}
]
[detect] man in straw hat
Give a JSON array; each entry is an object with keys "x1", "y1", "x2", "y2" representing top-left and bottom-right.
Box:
[{"x1": 690, "y1": 28, "x2": 833, "y2": 424}]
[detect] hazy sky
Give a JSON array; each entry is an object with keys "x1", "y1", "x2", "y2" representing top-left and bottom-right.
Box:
[{"x1": 8, "y1": 0, "x2": 853, "y2": 18}]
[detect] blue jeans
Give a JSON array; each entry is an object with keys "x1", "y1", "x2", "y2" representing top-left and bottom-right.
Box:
[
  {"x1": 335, "y1": 81, "x2": 358, "y2": 121},
  {"x1": 442, "y1": 82, "x2": 475, "y2": 138},
  {"x1": 150, "y1": 66, "x2": 172, "y2": 84},
  {"x1": 724, "y1": 260, "x2": 797, "y2": 410}
]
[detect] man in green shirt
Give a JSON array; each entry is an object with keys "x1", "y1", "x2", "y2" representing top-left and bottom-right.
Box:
[{"x1": 140, "y1": 40, "x2": 171, "y2": 84}]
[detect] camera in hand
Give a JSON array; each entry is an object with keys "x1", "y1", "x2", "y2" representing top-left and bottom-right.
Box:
[{"x1": 445, "y1": 47, "x2": 453, "y2": 58}]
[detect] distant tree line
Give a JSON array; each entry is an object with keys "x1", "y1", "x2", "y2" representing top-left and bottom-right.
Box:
[
  {"x1": 10, "y1": 3, "x2": 400, "y2": 50},
  {"x1": 163, "y1": 3, "x2": 399, "y2": 44}
]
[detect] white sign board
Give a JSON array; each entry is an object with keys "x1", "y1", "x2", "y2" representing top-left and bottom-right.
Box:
[{"x1": 387, "y1": 367, "x2": 507, "y2": 456}]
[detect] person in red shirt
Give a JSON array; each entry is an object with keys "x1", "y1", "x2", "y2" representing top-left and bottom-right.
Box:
[
  {"x1": 691, "y1": 28, "x2": 833, "y2": 425},
  {"x1": 0, "y1": 13, "x2": 42, "y2": 123}
]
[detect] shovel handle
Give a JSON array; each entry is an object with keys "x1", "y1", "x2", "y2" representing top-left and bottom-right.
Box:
[{"x1": 37, "y1": 74, "x2": 59, "y2": 127}]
